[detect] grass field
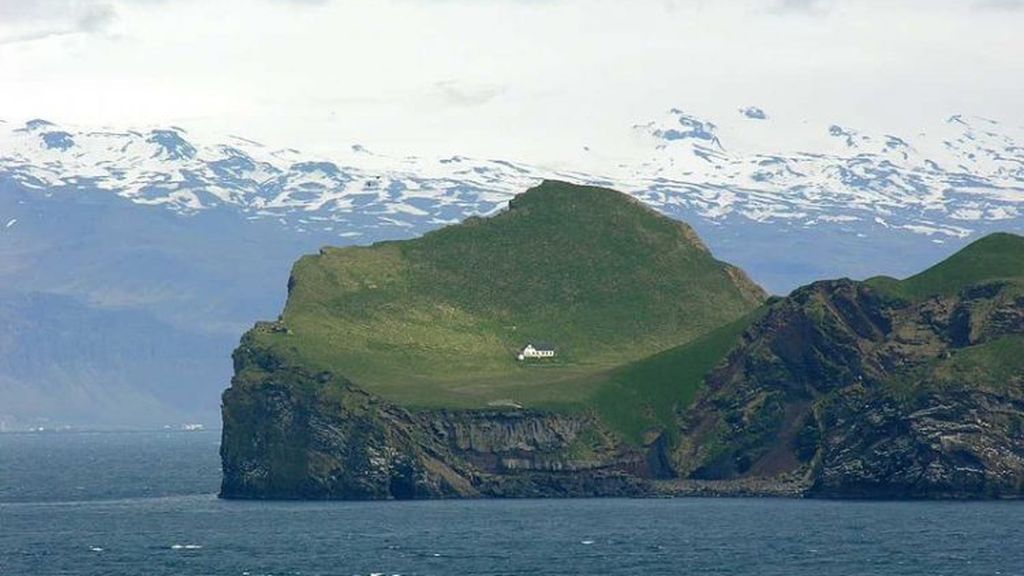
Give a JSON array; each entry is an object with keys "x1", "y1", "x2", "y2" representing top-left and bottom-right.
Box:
[
  {"x1": 248, "y1": 178, "x2": 1022, "y2": 442},
  {"x1": 251, "y1": 181, "x2": 766, "y2": 432},
  {"x1": 590, "y1": 310, "x2": 766, "y2": 443}
]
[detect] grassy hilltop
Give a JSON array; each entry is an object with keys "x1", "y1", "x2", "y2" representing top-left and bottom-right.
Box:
[
  {"x1": 870, "y1": 232, "x2": 1024, "y2": 397},
  {"x1": 867, "y1": 232, "x2": 1024, "y2": 298},
  {"x1": 252, "y1": 180, "x2": 765, "y2": 413}
]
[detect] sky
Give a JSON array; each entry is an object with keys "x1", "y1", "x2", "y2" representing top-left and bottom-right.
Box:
[{"x1": 0, "y1": 0, "x2": 1022, "y2": 166}]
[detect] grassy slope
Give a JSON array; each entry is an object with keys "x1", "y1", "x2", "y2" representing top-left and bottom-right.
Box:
[
  {"x1": 586, "y1": 232, "x2": 1024, "y2": 444},
  {"x1": 932, "y1": 335, "x2": 1024, "y2": 391},
  {"x1": 590, "y1": 309, "x2": 765, "y2": 444},
  {"x1": 867, "y1": 232, "x2": 1024, "y2": 299},
  {"x1": 860, "y1": 232, "x2": 1024, "y2": 402},
  {"x1": 254, "y1": 180, "x2": 765, "y2": 414},
  {"x1": 889, "y1": 332, "x2": 1024, "y2": 405}
]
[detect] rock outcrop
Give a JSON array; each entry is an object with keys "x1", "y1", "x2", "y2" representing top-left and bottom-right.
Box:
[
  {"x1": 223, "y1": 277, "x2": 1024, "y2": 499},
  {"x1": 221, "y1": 334, "x2": 658, "y2": 499},
  {"x1": 673, "y1": 279, "x2": 1024, "y2": 498}
]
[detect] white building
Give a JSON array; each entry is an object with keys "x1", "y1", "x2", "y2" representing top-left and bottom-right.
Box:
[{"x1": 517, "y1": 343, "x2": 556, "y2": 360}]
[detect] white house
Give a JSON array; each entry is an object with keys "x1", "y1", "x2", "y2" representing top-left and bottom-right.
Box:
[{"x1": 517, "y1": 343, "x2": 556, "y2": 360}]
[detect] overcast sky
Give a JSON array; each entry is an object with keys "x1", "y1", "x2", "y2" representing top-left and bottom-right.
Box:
[{"x1": 0, "y1": 0, "x2": 1021, "y2": 165}]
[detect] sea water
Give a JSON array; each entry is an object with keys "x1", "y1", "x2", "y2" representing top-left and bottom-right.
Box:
[{"x1": 2, "y1": 431, "x2": 1022, "y2": 575}]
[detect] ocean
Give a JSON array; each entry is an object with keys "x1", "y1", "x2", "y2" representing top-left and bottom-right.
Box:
[{"x1": 1, "y1": 430, "x2": 1022, "y2": 575}]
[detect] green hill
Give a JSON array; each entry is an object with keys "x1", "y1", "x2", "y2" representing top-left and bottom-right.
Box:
[
  {"x1": 590, "y1": 309, "x2": 766, "y2": 443},
  {"x1": 660, "y1": 233, "x2": 1024, "y2": 497},
  {"x1": 223, "y1": 203, "x2": 1024, "y2": 500},
  {"x1": 868, "y1": 232, "x2": 1024, "y2": 298},
  {"x1": 595, "y1": 231, "x2": 1024, "y2": 444},
  {"x1": 252, "y1": 180, "x2": 766, "y2": 410}
]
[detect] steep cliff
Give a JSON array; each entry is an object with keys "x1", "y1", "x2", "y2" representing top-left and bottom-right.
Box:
[
  {"x1": 671, "y1": 234, "x2": 1024, "y2": 498},
  {"x1": 221, "y1": 332, "x2": 658, "y2": 499},
  {"x1": 222, "y1": 336, "x2": 475, "y2": 499},
  {"x1": 221, "y1": 180, "x2": 764, "y2": 499}
]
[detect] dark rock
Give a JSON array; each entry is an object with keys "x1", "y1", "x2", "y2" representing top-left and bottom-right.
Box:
[
  {"x1": 221, "y1": 334, "x2": 658, "y2": 499},
  {"x1": 673, "y1": 279, "x2": 1024, "y2": 499}
]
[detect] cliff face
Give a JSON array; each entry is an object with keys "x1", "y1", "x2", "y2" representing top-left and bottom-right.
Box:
[
  {"x1": 220, "y1": 196, "x2": 1023, "y2": 502},
  {"x1": 221, "y1": 335, "x2": 659, "y2": 499},
  {"x1": 673, "y1": 279, "x2": 1024, "y2": 498},
  {"x1": 221, "y1": 339, "x2": 473, "y2": 499},
  {"x1": 221, "y1": 180, "x2": 765, "y2": 500},
  {"x1": 222, "y1": 275, "x2": 1024, "y2": 500}
]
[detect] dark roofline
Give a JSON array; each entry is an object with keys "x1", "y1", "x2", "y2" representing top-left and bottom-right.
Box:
[{"x1": 525, "y1": 342, "x2": 556, "y2": 351}]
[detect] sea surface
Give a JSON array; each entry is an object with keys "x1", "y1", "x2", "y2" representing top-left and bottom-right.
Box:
[{"x1": 2, "y1": 431, "x2": 1023, "y2": 576}]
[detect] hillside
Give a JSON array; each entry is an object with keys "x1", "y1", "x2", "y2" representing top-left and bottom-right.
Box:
[
  {"x1": 584, "y1": 233, "x2": 1023, "y2": 446},
  {"x1": 668, "y1": 233, "x2": 1024, "y2": 497},
  {"x1": 867, "y1": 232, "x2": 1024, "y2": 299},
  {"x1": 221, "y1": 208, "x2": 1023, "y2": 499},
  {"x1": 252, "y1": 180, "x2": 765, "y2": 410}
]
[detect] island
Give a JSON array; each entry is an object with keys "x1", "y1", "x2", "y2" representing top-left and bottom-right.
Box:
[{"x1": 221, "y1": 181, "x2": 1024, "y2": 499}]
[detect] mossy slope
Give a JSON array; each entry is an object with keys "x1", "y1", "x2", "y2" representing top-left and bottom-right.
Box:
[{"x1": 256, "y1": 180, "x2": 766, "y2": 410}]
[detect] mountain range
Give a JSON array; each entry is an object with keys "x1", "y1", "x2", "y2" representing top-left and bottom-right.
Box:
[{"x1": 1, "y1": 109, "x2": 1021, "y2": 428}]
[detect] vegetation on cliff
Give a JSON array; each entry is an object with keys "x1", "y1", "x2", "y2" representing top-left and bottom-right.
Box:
[
  {"x1": 250, "y1": 180, "x2": 765, "y2": 418},
  {"x1": 221, "y1": 177, "x2": 1023, "y2": 500},
  {"x1": 670, "y1": 235, "x2": 1024, "y2": 497}
]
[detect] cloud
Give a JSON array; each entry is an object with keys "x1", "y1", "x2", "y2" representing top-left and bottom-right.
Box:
[
  {"x1": 974, "y1": 0, "x2": 1024, "y2": 10},
  {"x1": 435, "y1": 81, "x2": 506, "y2": 108},
  {"x1": 767, "y1": 0, "x2": 835, "y2": 15},
  {"x1": 0, "y1": 0, "x2": 334, "y2": 44},
  {"x1": 0, "y1": 1, "x2": 118, "y2": 44},
  {"x1": 1, "y1": 0, "x2": 1020, "y2": 167},
  {"x1": 77, "y1": 4, "x2": 117, "y2": 31}
]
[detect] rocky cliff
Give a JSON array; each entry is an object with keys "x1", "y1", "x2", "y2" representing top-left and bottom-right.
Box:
[
  {"x1": 221, "y1": 334, "x2": 659, "y2": 499},
  {"x1": 673, "y1": 277, "x2": 1024, "y2": 498},
  {"x1": 223, "y1": 276, "x2": 1023, "y2": 500}
]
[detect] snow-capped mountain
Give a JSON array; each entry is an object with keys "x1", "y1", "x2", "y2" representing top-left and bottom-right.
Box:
[
  {"x1": 627, "y1": 109, "x2": 1023, "y2": 238},
  {"x1": 2, "y1": 110, "x2": 1022, "y2": 245},
  {"x1": 0, "y1": 118, "x2": 574, "y2": 242},
  {"x1": 1, "y1": 110, "x2": 1022, "y2": 429}
]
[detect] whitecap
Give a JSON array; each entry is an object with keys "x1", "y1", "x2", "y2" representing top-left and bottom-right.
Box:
[
  {"x1": 89, "y1": 546, "x2": 104, "y2": 552},
  {"x1": 170, "y1": 544, "x2": 203, "y2": 550},
  {"x1": 580, "y1": 540, "x2": 595, "y2": 545}
]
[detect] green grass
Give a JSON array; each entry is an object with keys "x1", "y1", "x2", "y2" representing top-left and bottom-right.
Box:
[
  {"x1": 868, "y1": 232, "x2": 1024, "y2": 299},
  {"x1": 889, "y1": 335, "x2": 1024, "y2": 403},
  {"x1": 589, "y1": 309, "x2": 765, "y2": 444},
  {"x1": 933, "y1": 335, "x2": 1024, "y2": 392},
  {"x1": 253, "y1": 180, "x2": 766, "y2": 418}
]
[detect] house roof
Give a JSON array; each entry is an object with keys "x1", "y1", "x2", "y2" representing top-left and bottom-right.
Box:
[{"x1": 525, "y1": 342, "x2": 556, "y2": 351}]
